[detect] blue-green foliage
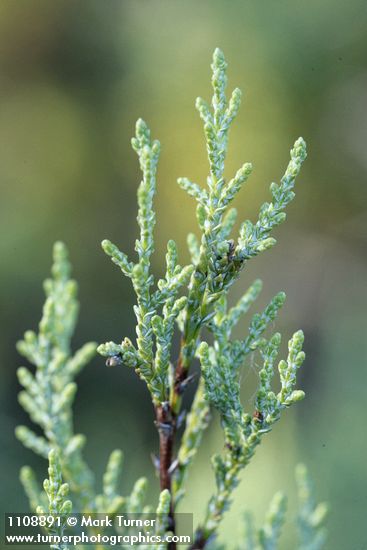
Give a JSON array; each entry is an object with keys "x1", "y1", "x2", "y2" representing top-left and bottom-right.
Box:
[
  {"x1": 16, "y1": 49, "x2": 327, "y2": 550},
  {"x1": 16, "y1": 243, "x2": 171, "y2": 547}
]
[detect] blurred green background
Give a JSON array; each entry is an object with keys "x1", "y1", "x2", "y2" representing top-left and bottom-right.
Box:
[{"x1": 1, "y1": 1, "x2": 366, "y2": 549}]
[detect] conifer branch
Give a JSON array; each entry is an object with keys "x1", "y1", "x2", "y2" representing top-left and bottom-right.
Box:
[
  {"x1": 16, "y1": 243, "x2": 144, "y2": 543},
  {"x1": 15, "y1": 49, "x2": 327, "y2": 550},
  {"x1": 36, "y1": 450, "x2": 72, "y2": 550}
]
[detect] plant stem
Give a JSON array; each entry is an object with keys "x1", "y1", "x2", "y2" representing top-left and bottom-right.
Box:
[
  {"x1": 155, "y1": 402, "x2": 177, "y2": 550},
  {"x1": 155, "y1": 336, "x2": 198, "y2": 549},
  {"x1": 156, "y1": 404, "x2": 176, "y2": 494}
]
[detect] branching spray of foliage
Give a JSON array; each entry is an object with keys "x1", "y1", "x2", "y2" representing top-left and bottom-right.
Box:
[{"x1": 16, "y1": 49, "x2": 327, "y2": 550}]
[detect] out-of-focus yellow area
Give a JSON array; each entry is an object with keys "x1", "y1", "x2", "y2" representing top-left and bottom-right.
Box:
[{"x1": 1, "y1": 2, "x2": 366, "y2": 549}]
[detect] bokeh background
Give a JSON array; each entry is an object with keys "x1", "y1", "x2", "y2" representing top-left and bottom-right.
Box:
[{"x1": 1, "y1": 1, "x2": 367, "y2": 549}]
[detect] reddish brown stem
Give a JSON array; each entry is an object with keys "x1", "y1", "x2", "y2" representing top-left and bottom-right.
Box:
[
  {"x1": 154, "y1": 343, "x2": 194, "y2": 550},
  {"x1": 155, "y1": 402, "x2": 177, "y2": 550},
  {"x1": 156, "y1": 403, "x2": 176, "y2": 492}
]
